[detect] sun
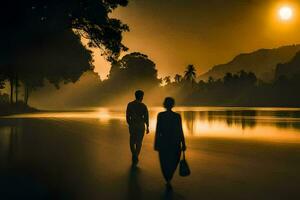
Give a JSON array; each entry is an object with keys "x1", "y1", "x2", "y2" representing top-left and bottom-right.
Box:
[{"x1": 279, "y1": 6, "x2": 293, "y2": 21}]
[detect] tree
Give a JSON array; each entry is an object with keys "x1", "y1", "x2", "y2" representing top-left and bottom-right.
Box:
[
  {"x1": 11, "y1": 29, "x2": 94, "y2": 105},
  {"x1": 39, "y1": 30, "x2": 94, "y2": 89},
  {"x1": 1, "y1": 0, "x2": 129, "y2": 60},
  {"x1": 239, "y1": 71, "x2": 257, "y2": 87},
  {"x1": 0, "y1": 0, "x2": 129, "y2": 104},
  {"x1": 275, "y1": 51, "x2": 300, "y2": 80},
  {"x1": 184, "y1": 64, "x2": 197, "y2": 83},
  {"x1": 107, "y1": 52, "x2": 160, "y2": 91},
  {"x1": 174, "y1": 74, "x2": 182, "y2": 83},
  {"x1": 164, "y1": 76, "x2": 171, "y2": 85},
  {"x1": 207, "y1": 76, "x2": 215, "y2": 85},
  {"x1": 198, "y1": 80, "x2": 206, "y2": 90},
  {"x1": 0, "y1": 75, "x2": 5, "y2": 90}
]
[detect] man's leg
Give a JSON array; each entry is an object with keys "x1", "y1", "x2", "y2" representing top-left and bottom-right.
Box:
[
  {"x1": 130, "y1": 134, "x2": 138, "y2": 164},
  {"x1": 130, "y1": 134, "x2": 136, "y2": 155},
  {"x1": 135, "y1": 132, "x2": 145, "y2": 159}
]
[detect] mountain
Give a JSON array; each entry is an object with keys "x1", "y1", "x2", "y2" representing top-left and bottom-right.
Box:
[
  {"x1": 199, "y1": 44, "x2": 300, "y2": 82},
  {"x1": 275, "y1": 51, "x2": 300, "y2": 79}
]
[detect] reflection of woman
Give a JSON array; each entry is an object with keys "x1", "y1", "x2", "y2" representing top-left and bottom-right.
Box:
[{"x1": 155, "y1": 97, "x2": 186, "y2": 189}]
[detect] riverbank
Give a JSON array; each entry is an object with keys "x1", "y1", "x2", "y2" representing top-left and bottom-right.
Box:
[{"x1": 0, "y1": 103, "x2": 39, "y2": 116}]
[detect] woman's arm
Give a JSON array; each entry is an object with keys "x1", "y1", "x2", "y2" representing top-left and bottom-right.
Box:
[
  {"x1": 178, "y1": 115, "x2": 186, "y2": 151},
  {"x1": 126, "y1": 103, "x2": 131, "y2": 125},
  {"x1": 154, "y1": 114, "x2": 161, "y2": 151}
]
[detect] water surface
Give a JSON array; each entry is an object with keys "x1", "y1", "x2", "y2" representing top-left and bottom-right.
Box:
[{"x1": 5, "y1": 107, "x2": 300, "y2": 142}]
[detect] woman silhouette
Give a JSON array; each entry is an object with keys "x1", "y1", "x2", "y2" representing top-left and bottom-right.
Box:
[{"x1": 155, "y1": 97, "x2": 186, "y2": 189}]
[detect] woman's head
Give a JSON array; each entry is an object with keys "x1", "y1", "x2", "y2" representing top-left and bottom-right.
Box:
[{"x1": 163, "y1": 97, "x2": 175, "y2": 110}]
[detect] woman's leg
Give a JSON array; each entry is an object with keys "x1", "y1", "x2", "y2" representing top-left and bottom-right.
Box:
[
  {"x1": 159, "y1": 151, "x2": 177, "y2": 182},
  {"x1": 159, "y1": 149, "x2": 181, "y2": 182},
  {"x1": 159, "y1": 151, "x2": 172, "y2": 182}
]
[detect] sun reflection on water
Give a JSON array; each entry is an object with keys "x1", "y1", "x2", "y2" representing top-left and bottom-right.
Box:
[
  {"x1": 148, "y1": 108, "x2": 300, "y2": 142},
  {"x1": 3, "y1": 107, "x2": 300, "y2": 143}
]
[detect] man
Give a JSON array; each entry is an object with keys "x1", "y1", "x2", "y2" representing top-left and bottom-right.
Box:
[{"x1": 126, "y1": 90, "x2": 149, "y2": 166}]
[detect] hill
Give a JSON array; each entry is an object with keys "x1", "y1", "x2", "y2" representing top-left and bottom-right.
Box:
[
  {"x1": 199, "y1": 44, "x2": 300, "y2": 82},
  {"x1": 275, "y1": 51, "x2": 300, "y2": 79}
]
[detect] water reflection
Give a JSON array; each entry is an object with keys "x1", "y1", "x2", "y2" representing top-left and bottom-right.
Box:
[
  {"x1": 0, "y1": 120, "x2": 22, "y2": 165},
  {"x1": 149, "y1": 108, "x2": 300, "y2": 142},
  {"x1": 2, "y1": 107, "x2": 300, "y2": 142}
]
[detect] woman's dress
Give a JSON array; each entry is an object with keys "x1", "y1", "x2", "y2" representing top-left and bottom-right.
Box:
[{"x1": 155, "y1": 111, "x2": 185, "y2": 181}]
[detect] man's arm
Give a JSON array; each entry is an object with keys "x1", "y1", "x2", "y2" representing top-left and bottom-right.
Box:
[{"x1": 144, "y1": 105, "x2": 149, "y2": 133}]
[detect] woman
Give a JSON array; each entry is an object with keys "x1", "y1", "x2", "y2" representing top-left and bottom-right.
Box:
[{"x1": 155, "y1": 97, "x2": 186, "y2": 189}]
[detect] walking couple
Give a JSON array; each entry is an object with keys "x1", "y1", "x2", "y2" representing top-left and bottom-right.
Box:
[{"x1": 126, "y1": 90, "x2": 187, "y2": 188}]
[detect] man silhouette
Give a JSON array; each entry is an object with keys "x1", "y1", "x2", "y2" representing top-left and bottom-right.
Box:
[{"x1": 126, "y1": 90, "x2": 149, "y2": 166}]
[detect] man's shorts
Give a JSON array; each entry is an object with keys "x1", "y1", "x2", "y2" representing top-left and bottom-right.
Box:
[{"x1": 129, "y1": 125, "x2": 145, "y2": 144}]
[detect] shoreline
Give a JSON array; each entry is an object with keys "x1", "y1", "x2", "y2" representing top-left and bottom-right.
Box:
[
  {"x1": 1, "y1": 104, "x2": 300, "y2": 117},
  {"x1": 0, "y1": 103, "x2": 40, "y2": 117}
]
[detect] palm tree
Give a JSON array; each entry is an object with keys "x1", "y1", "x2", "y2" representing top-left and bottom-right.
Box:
[
  {"x1": 174, "y1": 74, "x2": 182, "y2": 83},
  {"x1": 184, "y1": 64, "x2": 197, "y2": 83},
  {"x1": 163, "y1": 76, "x2": 171, "y2": 85}
]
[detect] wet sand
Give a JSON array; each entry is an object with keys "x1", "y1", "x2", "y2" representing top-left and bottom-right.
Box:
[{"x1": 0, "y1": 111, "x2": 300, "y2": 199}]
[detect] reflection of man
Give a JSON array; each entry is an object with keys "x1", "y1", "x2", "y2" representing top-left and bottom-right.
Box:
[{"x1": 126, "y1": 90, "x2": 149, "y2": 166}]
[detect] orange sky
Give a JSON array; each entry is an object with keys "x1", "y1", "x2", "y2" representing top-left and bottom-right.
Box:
[{"x1": 91, "y1": 0, "x2": 300, "y2": 80}]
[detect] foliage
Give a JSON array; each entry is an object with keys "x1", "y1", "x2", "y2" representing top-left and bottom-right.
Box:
[
  {"x1": 0, "y1": 0, "x2": 128, "y2": 60},
  {"x1": 164, "y1": 66, "x2": 300, "y2": 107},
  {"x1": 27, "y1": 58, "x2": 300, "y2": 108},
  {"x1": 0, "y1": 0, "x2": 129, "y2": 104},
  {"x1": 163, "y1": 76, "x2": 171, "y2": 85},
  {"x1": 174, "y1": 74, "x2": 182, "y2": 83},
  {"x1": 184, "y1": 64, "x2": 197, "y2": 82},
  {"x1": 106, "y1": 52, "x2": 160, "y2": 90}
]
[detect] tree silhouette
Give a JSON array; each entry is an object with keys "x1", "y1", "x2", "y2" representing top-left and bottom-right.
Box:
[
  {"x1": 11, "y1": 30, "x2": 93, "y2": 105},
  {"x1": 275, "y1": 51, "x2": 300, "y2": 80},
  {"x1": 174, "y1": 74, "x2": 182, "y2": 83},
  {"x1": 0, "y1": 76, "x2": 5, "y2": 89},
  {"x1": 184, "y1": 64, "x2": 197, "y2": 82},
  {"x1": 0, "y1": 0, "x2": 129, "y2": 105},
  {"x1": 106, "y1": 52, "x2": 160, "y2": 92},
  {"x1": 41, "y1": 30, "x2": 94, "y2": 89},
  {"x1": 164, "y1": 76, "x2": 171, "y2": 85},
  {"x1": 1, "y1": 0, "x2": 129, "y2": 61}
]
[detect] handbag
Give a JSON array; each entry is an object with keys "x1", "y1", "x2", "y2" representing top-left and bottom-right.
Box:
[{"x1": 179, "y1": 151, "x2": 191, "y2": 177}]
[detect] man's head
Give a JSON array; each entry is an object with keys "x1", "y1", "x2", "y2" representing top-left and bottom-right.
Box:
[{"x1": 135, "y1": 90, "x2": 144, "y2": 102}]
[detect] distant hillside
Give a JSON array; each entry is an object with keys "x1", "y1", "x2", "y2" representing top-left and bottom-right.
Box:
[
  {"x1": 199, "y1": 44, "x2": 300, "y2": 82},
  {"x1": 275, "y1": 51, "x2": 300, "y2": 79}
]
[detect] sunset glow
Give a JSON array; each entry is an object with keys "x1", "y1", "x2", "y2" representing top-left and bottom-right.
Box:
[
  {"x1": 279, "y1": 6, "x2": 293, "y2": 21},
  {"x1": 2, "y1": 0, "x2": 300, "y2": 198}
]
